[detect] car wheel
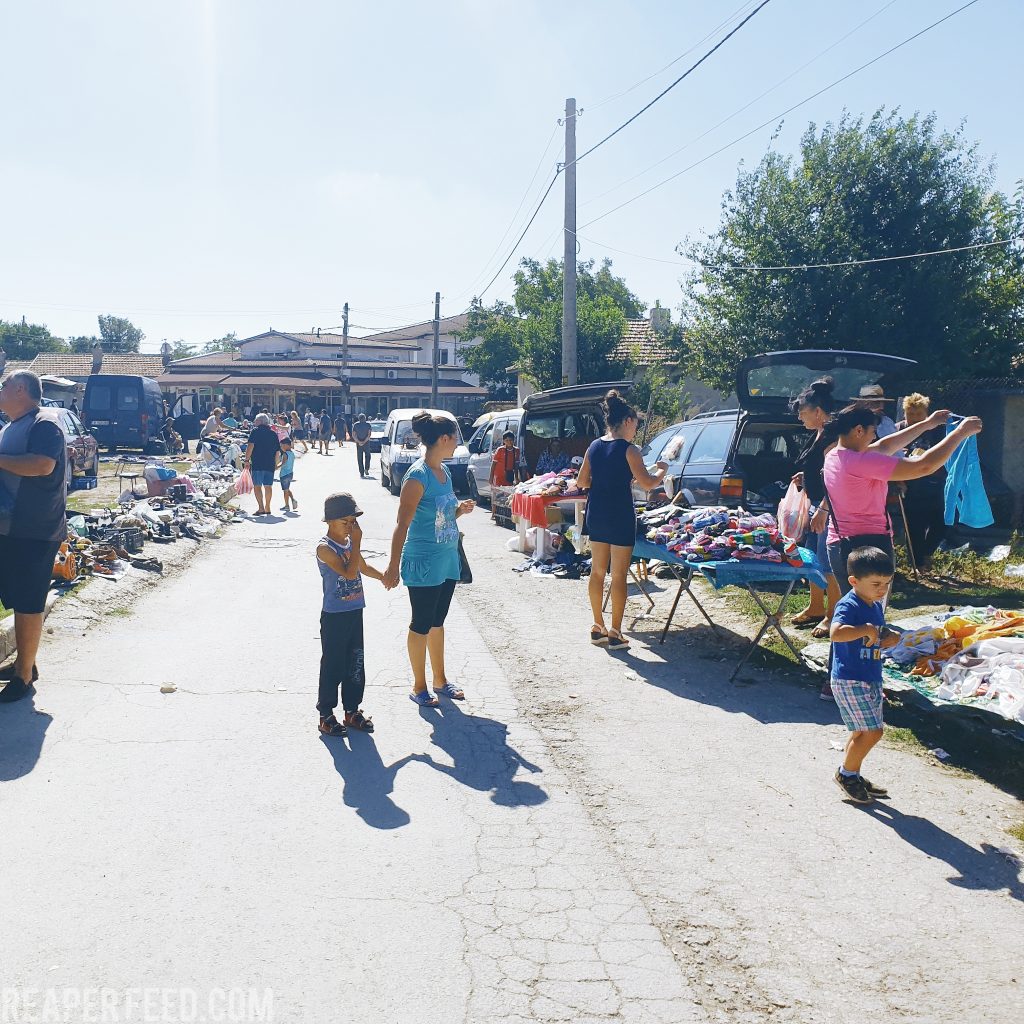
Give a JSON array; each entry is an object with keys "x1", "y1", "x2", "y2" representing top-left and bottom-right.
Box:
[
  {"x1": 466, "y1": 473, "x2": 482, "y2": 506},
  {"x1": 380, "y1": 465, "x2": 389, "y2": 489},
  {"x1": 389, "y1": 467, "x2": 402, "y2": 496}
]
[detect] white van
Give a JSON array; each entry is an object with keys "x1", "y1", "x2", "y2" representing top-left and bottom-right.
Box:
[
  {"x1": 379, "y1": 408, "x2": 471, "y2": 495},
  {"x1": 465, "y1": 408, "x2": 525, "y2": 503}
]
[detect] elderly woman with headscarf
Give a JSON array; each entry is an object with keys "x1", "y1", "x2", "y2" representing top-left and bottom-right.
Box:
[{"x1": 243, "y1": 412, "x2": 282, "y2": 516}]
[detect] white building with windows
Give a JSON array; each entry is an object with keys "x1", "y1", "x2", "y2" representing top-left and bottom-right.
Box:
[{"x1": 158, "y1": 315, "x2": 485, "y2": 418}]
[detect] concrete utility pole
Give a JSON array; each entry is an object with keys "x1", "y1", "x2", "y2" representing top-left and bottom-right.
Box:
[
  {"x1": 431, "y1": 291, "x2": 441, "y2": 408},
  {"x1": 341, "y1": 302, "x2": 350, "y2": 413},
  {"x1": 561, "y1": 97, "x2": 578, "y2": 387}
]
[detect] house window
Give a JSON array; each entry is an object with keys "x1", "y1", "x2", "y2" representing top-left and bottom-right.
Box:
[{"x1": 440, "y1": 350, "x2": 450, "y2": 365}]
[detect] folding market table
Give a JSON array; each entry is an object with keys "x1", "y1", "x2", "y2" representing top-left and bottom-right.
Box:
[{"x1": 631, "y1": 539, "x2": 828, "y2": 680}]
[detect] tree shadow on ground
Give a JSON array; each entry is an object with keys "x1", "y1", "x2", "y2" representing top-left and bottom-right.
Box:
[
  {"x1": 861, "y1": 802, "x2": 1023, "y2": 900},
  {"x1": 0, "y1": 699, "x2": 52, "y2": 782},
  {"x1": 417, "y1": 701, "x2": 548, "y2": 807},
  {"x1": 320, "y1": 733, "x2": 419, "y2": 830}
]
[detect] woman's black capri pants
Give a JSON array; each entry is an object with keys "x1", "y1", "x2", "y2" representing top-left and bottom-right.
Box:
[{"x1": 408, "y1": 578, "x2": 457, "y2": 635}]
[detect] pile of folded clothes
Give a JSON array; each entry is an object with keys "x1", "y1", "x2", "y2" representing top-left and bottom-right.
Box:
[
  {"x1": 638, "y1": 505, "x2": 802, "y2": 566},
  {"x1": 512, "y1": 470, "x2": 584, "y2": 499}
]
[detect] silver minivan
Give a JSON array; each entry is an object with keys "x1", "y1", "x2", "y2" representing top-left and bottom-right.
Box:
[{"x1": 466, "y1": 409, "x2": 524, "y2": 503}]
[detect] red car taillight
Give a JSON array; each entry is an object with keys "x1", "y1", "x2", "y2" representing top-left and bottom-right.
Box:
[{"x1": 720, "y1": 475, "x2": 744, "y2": 500}]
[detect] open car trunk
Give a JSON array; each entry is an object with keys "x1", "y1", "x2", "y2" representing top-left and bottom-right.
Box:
[{"x1": 731, "y1": 416, "x2": 811, "y2": 512}]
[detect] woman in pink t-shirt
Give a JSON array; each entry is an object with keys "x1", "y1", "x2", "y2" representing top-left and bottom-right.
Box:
[{"x1": 822, "y1": 404, "x2": 982, "y2": 593}]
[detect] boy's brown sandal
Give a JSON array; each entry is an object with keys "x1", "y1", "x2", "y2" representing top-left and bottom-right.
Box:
[{"x1": 344, "y1": 710, "x2": 374, "y2": 732}]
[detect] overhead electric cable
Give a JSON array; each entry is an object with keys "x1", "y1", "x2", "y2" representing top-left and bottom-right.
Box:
[
  {"x1": 571, "y1": 0, "x2": 774, "y2": 168},
  {"x1": 586, "y1": 0, "x2": 760, "y2": 111},
  {"x1": 581, "y1": 0, "x2": 898, "y2": 209},
  {"x1": 579, "y1": 234, "x2": 1019, "y2": 270},
  {"x1": 579, "y1": 0, "x2": 982, "y2": 230}
]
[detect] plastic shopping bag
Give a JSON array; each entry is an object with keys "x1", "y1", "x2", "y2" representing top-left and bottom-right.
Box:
[
  {"x1": 236, "y1": 467, "x2": 254, "y2": 495},
  {"x1": 777, "y1": 480, "x2": 810, "y2": 543}
]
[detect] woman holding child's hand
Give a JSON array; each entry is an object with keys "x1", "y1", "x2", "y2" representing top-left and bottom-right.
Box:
[{"x1": 385, "y1": 412, "x2": 474, "y2": 708}]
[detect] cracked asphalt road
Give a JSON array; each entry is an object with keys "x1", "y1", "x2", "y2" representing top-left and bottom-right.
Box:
[{"x1": 0, "y1": 449, "x2": 702, "y2": 1024}]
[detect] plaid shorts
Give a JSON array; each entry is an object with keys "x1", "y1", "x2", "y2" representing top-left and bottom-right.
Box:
[{"x1": 832, "y1": 677, "x2": 885, "y2": 732}]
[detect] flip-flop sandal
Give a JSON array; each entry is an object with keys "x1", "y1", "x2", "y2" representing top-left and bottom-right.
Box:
[
  {"x1": 409, "y1": 690, "x2": 440, "y2": 707},
  {"x1": 433, "y1": 681, "x2": 465, "y2": 700},
  {"x1": 811, "y1": 620, "x2": 832, "y2": 639},
  {"x1": 791, "y1": 612, "x2": 820, "y2": 629},
  {"x1": 344, "y1": 710, "x2": 374, "y2": 732}
]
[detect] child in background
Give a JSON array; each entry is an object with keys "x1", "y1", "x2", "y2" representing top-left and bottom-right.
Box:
[
  {"x1": 829, "y1": 546, "x2": 899, "y2": 804},
  {"x1": 278, "y1": 436, "x2": 297, "y2": 511},
  {"x1": 316, "y1": 492, "x2": 391, "y2": 736},
  {"x1": 489, "y1": 430, "x2": 522, "y2": 520}
]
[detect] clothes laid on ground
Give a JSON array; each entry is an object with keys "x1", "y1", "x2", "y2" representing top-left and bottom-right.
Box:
[
  {"x1": 830, "y1": 590, "x2": 886, "y2": 683},
  {"x1": 246, "y1": 424, "x2": 281, "y2": 472},
  {"x1": 0, "y1": 406, "x2": 68, "y2": 541},
  {"x1": 822, "y1": 447, "x2": 899, "y2": 544},
  {"x1": 400, "y1": 458, "x2": 460, "y2": 587},
  {"x1": 879, "y1": 606, "x2": 1024, "y2": 723},
  {"x1": 943, "y1": 415, "x2": 994, "y2": 529},
  {"x1": 583, "y1": 437, "x2": 635, "y2": 547}
]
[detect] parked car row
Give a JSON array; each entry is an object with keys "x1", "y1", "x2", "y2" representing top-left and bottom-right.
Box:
[{"x1": 453, "y1": 350, "x2": 919, "y2": 515}]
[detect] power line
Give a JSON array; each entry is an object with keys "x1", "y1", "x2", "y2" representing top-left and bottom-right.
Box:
[
  {"x1": 586, "y1": 0, "x2": 760, "y2": 111},
  {"x1": 579, "y1": 0, "x2": 982, "y2": 231},
  {"x1": 579, "y1": 234, "x2": 1019, "y2": 271},
  {"x1": 581, "y1": 0, "x2": 899, "y2": 210},
  {"x1": 571, "y1": 0, "x2": 774, "y2": 168},
  {"x1": 474, "y1": 172, "x2": 563, "y2": 301}
]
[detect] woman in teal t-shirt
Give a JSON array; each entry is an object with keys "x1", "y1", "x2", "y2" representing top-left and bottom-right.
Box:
[{"x1": 385, "y1": 412, "x2": 476, "y2": 707}]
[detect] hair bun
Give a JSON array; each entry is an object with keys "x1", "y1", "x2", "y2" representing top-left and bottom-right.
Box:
[
  {"x1": 411, "y1": 411, "x2": 431, "y2": 429},
  {"x1": 811, "y1": 376, "x2": 835, "y2": 394}
]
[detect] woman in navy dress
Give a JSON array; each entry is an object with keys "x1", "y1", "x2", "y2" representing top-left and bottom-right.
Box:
[{"x1": 577, "y1": 390, "x2": 667, "y2": 651}]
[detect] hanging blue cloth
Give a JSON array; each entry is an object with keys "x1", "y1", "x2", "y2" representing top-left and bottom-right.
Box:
[{"x1": 943, "y1": 415, "x2": 993, "y2": 528}]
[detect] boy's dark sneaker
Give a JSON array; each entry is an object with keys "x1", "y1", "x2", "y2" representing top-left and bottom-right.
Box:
[
  {"x1": 861, "y1": 777, "x2": 888, "y2": 798},
  {"x1": 833, "y1": 769, "x2": 873, "y2": 804},
  {"x1": 0, "y1": 663, "x2": 38, "y2": 683},
  {"x1": 0, "y1": 677, "x2": 37, "y2": 704},
  {"x1": 318, "y1": 714, "x2": 347, "y2": 737}
]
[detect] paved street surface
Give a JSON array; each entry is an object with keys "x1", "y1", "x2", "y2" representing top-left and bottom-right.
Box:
[{"x1": 2, "y1": 446, "x2": 1022, "y2": 1024}]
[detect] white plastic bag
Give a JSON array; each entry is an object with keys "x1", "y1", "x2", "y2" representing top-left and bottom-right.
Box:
[{"x1": 777, "y1": 480, "x2": 810, "y2": 543}]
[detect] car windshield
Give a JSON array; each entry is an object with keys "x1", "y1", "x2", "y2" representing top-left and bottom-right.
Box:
[
  {"x1": 369, "y1": 421, "x2": 386, "y2": 431},
  {"x1": 396, "y1": 418, "x2": 463, "y2": 447}
]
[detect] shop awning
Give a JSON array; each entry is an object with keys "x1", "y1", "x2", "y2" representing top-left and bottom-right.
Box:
[
  {"x1": 158, "y1": 373, "x2": 229, "y2": 386},
  {"x1": 347, "y1": 383, "x2": 487, "y2": 395},
  {"x1": 218, "y1": 375, "x2": 333, "y2": 388}
]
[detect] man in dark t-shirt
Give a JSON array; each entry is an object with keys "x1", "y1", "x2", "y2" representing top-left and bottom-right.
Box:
[
  {"x1": 243, "y1": 413, "x2": 282, "y2": 516},
  {"x1": 351, "y1": 414, "x2": 372, "y2": 477},
  {"x1": 0, "y1": 370, "x2": 68, "y2": 702}
]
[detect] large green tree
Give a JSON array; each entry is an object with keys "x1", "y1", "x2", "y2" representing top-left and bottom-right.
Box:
[
  {"x1": 0, "y1": 319, "x2": 67, "y2": 359},
  {"x1": 462, "y1": 257, "x2": 644, "y2": 394},
  {"x1": 681, "y1": 109, "x2": 1024, "y2": 389},
  {"x1": 98, "y1": 314, "x2": 145, "y2": 353}
]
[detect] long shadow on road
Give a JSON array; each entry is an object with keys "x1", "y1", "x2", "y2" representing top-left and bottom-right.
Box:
[
  {"x1": 0, "y1": 699, "x2": 52, "y2": 782},
  {"x1": 417, "y1": 701, "x2": 548, "y2": 808},
  {"x1": 861, "y1": 801, "x2": 1024, "y2": 900},
  {"x1": 320, "y1": 733, "x2": 418, "y2": 830}
]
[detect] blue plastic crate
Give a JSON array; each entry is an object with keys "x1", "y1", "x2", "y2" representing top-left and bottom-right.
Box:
[{"x1": 70, "y1": 476, "x2": 98, "y2": 491}]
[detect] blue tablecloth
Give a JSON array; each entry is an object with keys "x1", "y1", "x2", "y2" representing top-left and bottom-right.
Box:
[{"x1": 632, "y1": 538, "x2": 828, "y2": 591}]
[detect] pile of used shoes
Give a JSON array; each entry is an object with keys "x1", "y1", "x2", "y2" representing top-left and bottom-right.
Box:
[{"x1": 638, "y1": 504, "x2": 802, "y2": 566}]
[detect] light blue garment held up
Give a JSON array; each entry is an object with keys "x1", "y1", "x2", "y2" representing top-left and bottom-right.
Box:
[{"x1": 943, "y1": 416, "x2": 993, "y2": 529}]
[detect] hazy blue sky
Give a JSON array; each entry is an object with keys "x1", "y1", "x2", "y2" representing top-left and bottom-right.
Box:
[{"x1": 1, "y1": 0, "x2": 1019, "y2": 351}]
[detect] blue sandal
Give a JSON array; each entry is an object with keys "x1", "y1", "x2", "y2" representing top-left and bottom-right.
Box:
[
  {"x1": 409, "y1": 690, "x2": 440, "y2": 707},
  {"x1": 433, "y1": 681, "x2": 465, "y2": 700}
]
